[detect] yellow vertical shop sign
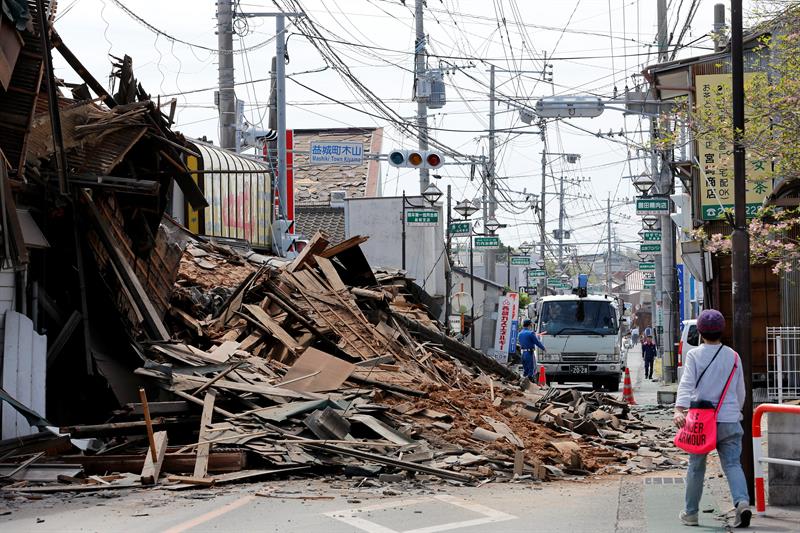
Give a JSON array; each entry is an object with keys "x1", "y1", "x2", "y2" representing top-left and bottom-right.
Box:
[{"x1": 695, "y1": 72, "x2": 773, "y2": 220}]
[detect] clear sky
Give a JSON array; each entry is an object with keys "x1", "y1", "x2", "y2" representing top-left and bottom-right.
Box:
[{"x1": 51, "y1": 0, "x2": 759, "y2": 259}]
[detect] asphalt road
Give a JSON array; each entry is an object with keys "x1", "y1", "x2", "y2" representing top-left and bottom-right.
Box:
[{"x1": 1, "y1": 473, "x2": 711, "y2": 533}]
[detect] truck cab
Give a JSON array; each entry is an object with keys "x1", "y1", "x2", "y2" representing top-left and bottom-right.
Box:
[{"x1": 535, "y1": 294, "x2": 623, "y2": 391}]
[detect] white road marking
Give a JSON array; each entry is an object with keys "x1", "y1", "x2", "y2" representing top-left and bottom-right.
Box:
[{"x1": 323, "y1": 494, "x2": 517, "y2": 533}]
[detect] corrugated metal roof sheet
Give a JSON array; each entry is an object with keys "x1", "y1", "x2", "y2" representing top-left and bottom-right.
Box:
[{"x1": 192, "y1": 142, "x2": 272, "y2": 249}]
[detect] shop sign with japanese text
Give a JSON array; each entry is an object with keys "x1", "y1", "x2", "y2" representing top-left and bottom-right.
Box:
[
  {"x1": 309, "y1": 141, "x2": 363, "y2": 165},
  {"x1": 696, "y1": 73, "x2": 772, "y2": 220}
]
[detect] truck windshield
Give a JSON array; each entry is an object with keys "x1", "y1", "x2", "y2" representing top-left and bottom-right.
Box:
[{"x1": 539, "y1": 300, "x2": 618, "y2": 336}]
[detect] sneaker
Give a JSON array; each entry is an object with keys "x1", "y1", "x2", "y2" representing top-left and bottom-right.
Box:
[
  {"x1": 679, "y1": 511, "x2": 699, "y2": 526},
  {"x1": 734, "y1": 501, "x2": 752, "y2": 528}
]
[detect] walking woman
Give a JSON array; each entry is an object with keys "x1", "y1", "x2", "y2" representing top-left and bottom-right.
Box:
[{"x1": 674, "y1": 309, "x2": 751, "y2": 528}]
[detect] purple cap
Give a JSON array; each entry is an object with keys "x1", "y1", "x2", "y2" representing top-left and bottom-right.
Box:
[{"x1": 697, "y1": 309, "x2": 725, "y2": 334}]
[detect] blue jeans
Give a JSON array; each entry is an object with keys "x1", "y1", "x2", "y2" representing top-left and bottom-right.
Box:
[
  {"x1": 685, "y1": 421, "x2": 750, "y2": 514},
  {"x1": 521, "y1": 350, "x2": 536, "y2": 378}
]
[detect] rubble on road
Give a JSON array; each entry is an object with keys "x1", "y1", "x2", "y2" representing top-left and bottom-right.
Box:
[{"x1": 0, "y1": 230, "x2": 682, "y2": 493}]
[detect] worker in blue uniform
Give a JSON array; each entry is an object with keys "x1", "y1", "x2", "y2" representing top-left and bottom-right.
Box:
[{"x1": 517, "y1": 319, "x2": 546, "y2": 379}]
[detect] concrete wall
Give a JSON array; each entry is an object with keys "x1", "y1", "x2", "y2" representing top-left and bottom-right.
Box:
[
  {"x1": 344, "y1": 196, "x2": 445, "y2": 298},
  {"x1": 768, "y1": 412, "x2": 800, "y2": 505}
]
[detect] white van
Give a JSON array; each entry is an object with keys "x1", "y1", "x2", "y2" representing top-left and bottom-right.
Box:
[{"x1": 678, "y1": 319, "x2": 699, "y2": 381}]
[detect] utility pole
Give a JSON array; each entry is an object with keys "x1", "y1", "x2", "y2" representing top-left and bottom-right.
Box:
[
  {"x1": 414, "y1": 0, "x2": 429, "y2": 193},
  {"x1": 539, "y1": 120, "x2": 548, "y2": 297},
  {"x1": 445, "y1": 185, "x2": 453, "y2": 334},
  {"x1": 236, "y1": 9, "x2": 303, "y2": 251},
  {"x1": 486, "y1": 64, "x2": 497, "y2": 282},
  {"x1": 655, "y1": 0, "x2": 677, "y2": 383},
  {"x1": 217, "y1": 0, "x2": 236, "y2": 150},
  {"x1": 558, "y1": 175, "x2": 565, "y2": 272},
  {"x1": 657, "y1": 0, "x2": 669, "y2": 62},
  {"x1": 606, "y1": 195, "x2": 612, "y2": 292},
  {"x1": 275, "y1": 14, "x2": 288, "y2": 221},
  {"x1": 730, "y1": 0, "x2": 754, "y2": 504}
]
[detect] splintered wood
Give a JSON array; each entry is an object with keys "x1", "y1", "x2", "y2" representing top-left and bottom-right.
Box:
[{"x1": 20, "y1": 231, "x2": 678, "y2": 491}]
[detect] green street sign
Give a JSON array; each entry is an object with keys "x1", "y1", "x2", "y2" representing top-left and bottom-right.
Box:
[
  {"x1": 643, "y1": 278, "x2": 656, "y2": 288},
  {"x1": 448, "y1": 221, "x2": 471, "y2": 236},
  {"x1": 511, "y1": 256, "x2": 531, "y2": 266},
  {"x1": 639, "y1": 261, "x2": 656, "y2": 271},
  {"x1": 547, "y1": 277, "x2": 561, "y2": 287},
  {"x1": 643, "y1": 230, "x2": 662, "y2": 242},
  {"x1": 636, "y1": 197, "x2": 670, "y2": 216},
  {"x1": 558, "y1": 282, "x2": 572, "y2": 289},
  {"x1": 474, "y1": 236, "x2": 500, "y2": 249},
  {"x1": 657, "y1": 326, "x2": 664, "y2": 335},
  {"x1": 406, "y1": 210, "x2": 439, "y2": 226},
  {"x1": 640, "y1": 243, "x2": 662, "y2": 254},
  {"x1": 528, "y1": 268, "x2": 546, "y2": 279}
]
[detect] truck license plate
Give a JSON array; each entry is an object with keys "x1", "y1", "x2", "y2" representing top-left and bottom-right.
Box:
[{"x1": 571, "y1": 365, "x2": 589, "y2": 375}]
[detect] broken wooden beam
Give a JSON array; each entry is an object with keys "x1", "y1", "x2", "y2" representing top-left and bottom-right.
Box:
[
  {"x1": 140, "y1": 431, "x2": 167, "y2": 485},
  {"x1": 192, "y1": 391, "x2": 216, "y2": 479}
]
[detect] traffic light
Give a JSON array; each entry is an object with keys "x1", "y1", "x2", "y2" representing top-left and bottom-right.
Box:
[
  {"x1": 670, "y1": 193, "x2": 692, "y2": 232},
  {"x1": 387, "y1": 149, "x2": 445, "y2": 169}
]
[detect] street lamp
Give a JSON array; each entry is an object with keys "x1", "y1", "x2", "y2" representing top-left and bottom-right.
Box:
[
  {"x1": 632, "y1": 173, "x2": 655, "y2": 196},
  {"x1": 453, "y1": 198, "x2": 479, "y2": 348},
  {"x1": 519, "y1": 241, "x2": 533, "y2": 254},
  {"x1": 536, "y1": 258, "x2": 545, "y2": 269},
  {"x1": 402, "y1": 188, "x2": 441, "y2": 270},
  {"x1": 421, "y1": 182, "x2": 443, "y2": 205},
  {"x1": 485, "y1": 216, "x2": 503, "y2": 234},
  {"x1": 454, "y1": 199, "x2": 479, "y2": 219}
]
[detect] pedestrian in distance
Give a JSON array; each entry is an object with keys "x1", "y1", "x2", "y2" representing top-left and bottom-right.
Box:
[
  {"x1": 642, "y1": 335, "x2": 657, "y2": 380},
  {"x1": 674, "y1": 309, "x2": 751, "y2": 528},
  {"x1": 517, "y1": 319, "x2": 546, "y2": 380},
  {"x1": 631, "y1": 326, "x2": 640, "y2": 345}
]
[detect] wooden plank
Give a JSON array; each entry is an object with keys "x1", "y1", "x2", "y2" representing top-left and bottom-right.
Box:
[
  {"x1": 193, "y1": 391, "x2": 216, "y2": 479},
  {"x1": 166, "y1": 475, "x2": 215, "y2": 486},
  {"x1": 243, "y1": 304, "x2": 300, "y2": 353},
  {"x1": 314, "y1": 257, "x2": 347, "y2": 292},
  {"x1": 140, "y1": 431, "x2": 168, "y2": 485},
  {"x1": 278, "y1": 348, "x2": 354, "y2": 393},
  {"x1": 46, "y1": 310, "x2": 81, "y2": 367},
  {"x1": 69, "y1": 451, "x2": 247, "y2": 475},
  {"x1": 175, "y1": 374, "x2": 321, "y2": 400},
  {"x1": 513, "y1": 449, "x2": 525, "y2": 476},
  {"x1": 138, "y1": 388, "x2": 158, "y2": 462},
  {"x1": 287, "y1": 231, "x2": 329, "y2": 273},
  {"x1": 209, "y1": 340, "x2": 240, "y2": 361},
  {"x1": 318, "y1": 235, "x2": 369, "y2": 259}
]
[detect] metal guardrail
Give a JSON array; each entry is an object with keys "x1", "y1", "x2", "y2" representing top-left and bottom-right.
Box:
[
  {"x1": 752, "y1": 403, "x2": 800, "y2": 514},
  {"x1": 766, "y1": 327, "x2": 800, "y2": 402}
]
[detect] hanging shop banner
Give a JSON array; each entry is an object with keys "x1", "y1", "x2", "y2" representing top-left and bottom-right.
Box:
[
  {"x1": 507, "y1": 293, "x2": 520, "y2": 355},
  {"x1": 696, "y1": 73, "x2": 773, "y2": 220},
  {"x1": 490, "y1": 293, "x2": 517, "y2": 364}
]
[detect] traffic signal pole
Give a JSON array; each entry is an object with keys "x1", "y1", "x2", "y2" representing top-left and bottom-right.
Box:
[{"x1": 414, "y1": 0, "x2": 429, "y2": 193}]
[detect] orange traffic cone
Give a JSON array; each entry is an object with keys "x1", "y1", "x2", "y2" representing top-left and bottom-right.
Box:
[
  {"x1": 537, "y1": 365, "x2": 547, "y2": 387},
  {"x1": 622, "y1": 367, "x2": 636, "y2": 405}
]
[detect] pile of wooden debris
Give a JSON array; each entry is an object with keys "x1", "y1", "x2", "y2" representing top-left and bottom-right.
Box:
[{"x1": 0, "y1": 232, "x2": 680, "y2": 494}]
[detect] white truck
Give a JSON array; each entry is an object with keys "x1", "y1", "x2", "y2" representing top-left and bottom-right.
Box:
[{"x1": 535, "y1": 293, "x2": 624, "y2": 391}]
